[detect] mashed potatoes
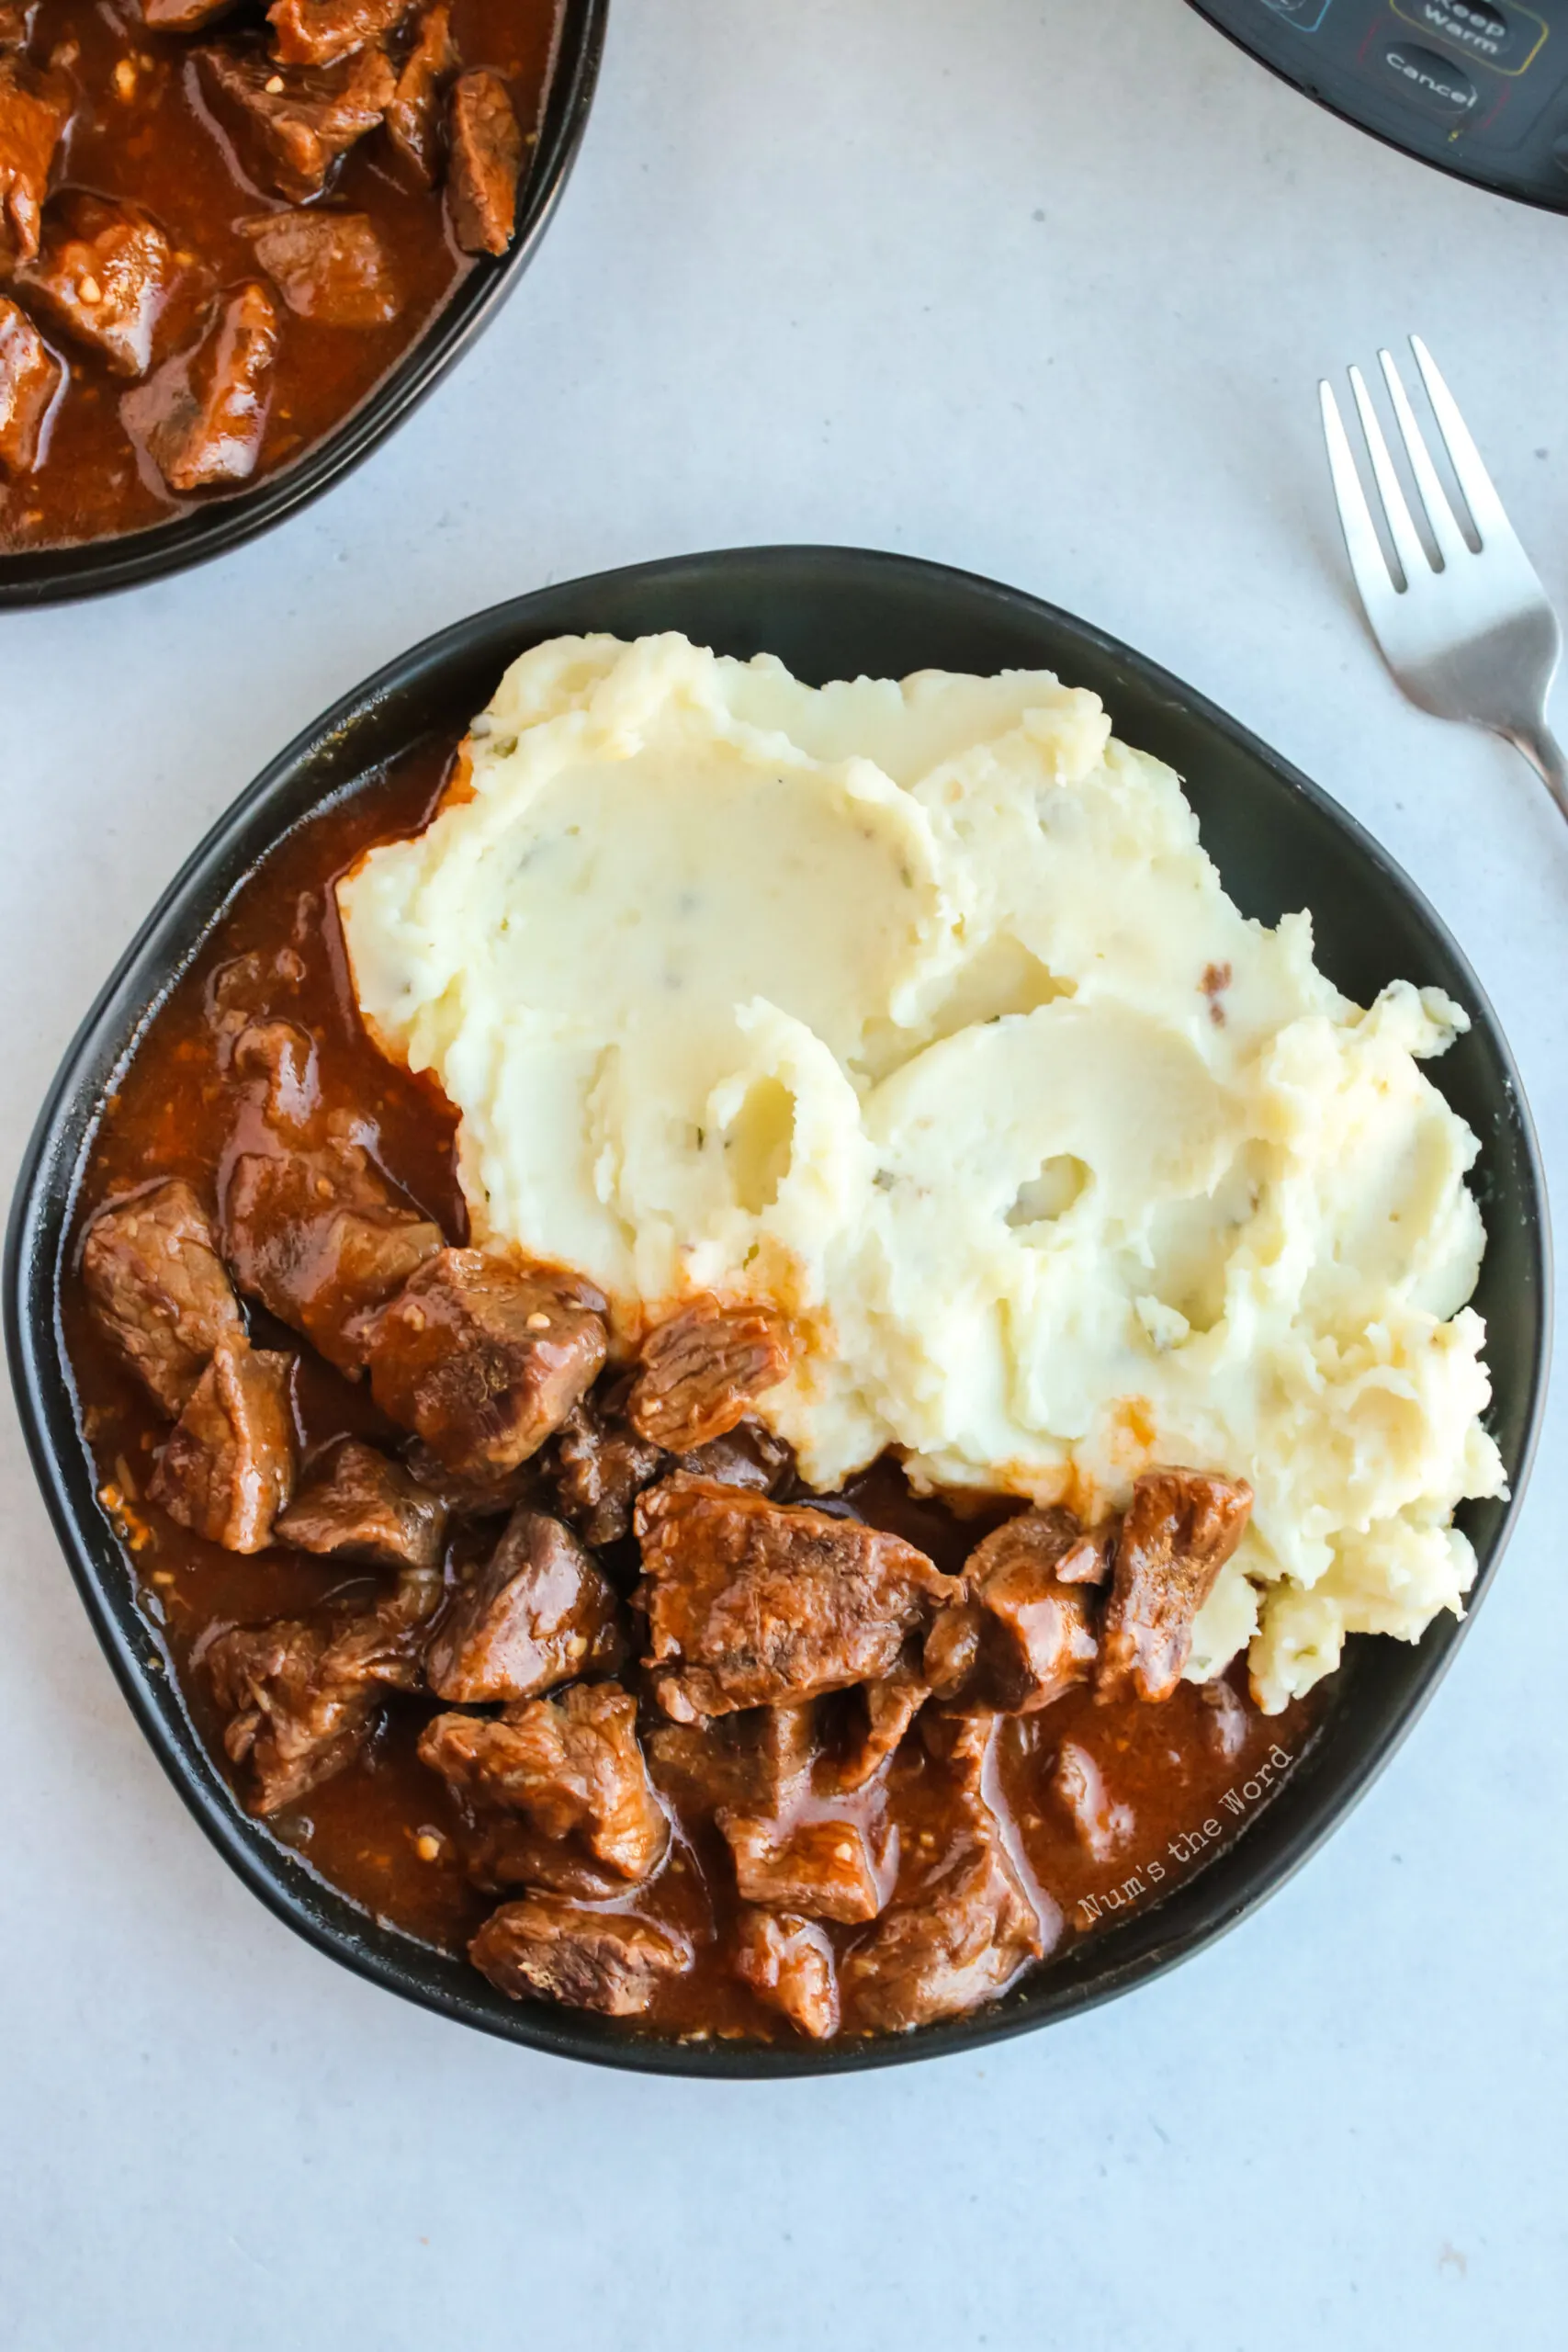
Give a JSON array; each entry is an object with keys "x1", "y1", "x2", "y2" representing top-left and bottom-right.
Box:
[{"x1": 338, "y1": 633, "x2": 1505, "y2": 1711}]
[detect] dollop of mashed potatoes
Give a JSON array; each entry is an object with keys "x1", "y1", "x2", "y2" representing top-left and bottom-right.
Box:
[{"x1": 339, "y1": 633, "x2": 1505, "y2": 1711}]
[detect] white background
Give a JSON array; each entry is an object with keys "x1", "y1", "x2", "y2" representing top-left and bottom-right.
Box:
[{"x1": 3, "y1": 3, "x2": 1564, "y2": 2345}]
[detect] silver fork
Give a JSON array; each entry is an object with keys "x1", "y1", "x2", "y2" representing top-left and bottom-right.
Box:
[{"x1": 1319, "y1": 335, "x2": 1567, "y2": 822}]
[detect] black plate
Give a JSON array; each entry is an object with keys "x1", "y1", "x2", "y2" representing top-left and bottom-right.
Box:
[
  {"x1": 0, "y1": 0, "x2": 607, "y2": 609},
  {"x1": 5, "y1": 546, "x2": 1551, "y2": 2075}
]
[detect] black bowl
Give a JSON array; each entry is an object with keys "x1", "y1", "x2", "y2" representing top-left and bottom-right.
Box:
[
  {"x1": 0, "y1": 0, "x2": 607, "y2": 610},
  {"x1": 6, "y1": 546, "x2": 1551, "y2": 2075}
]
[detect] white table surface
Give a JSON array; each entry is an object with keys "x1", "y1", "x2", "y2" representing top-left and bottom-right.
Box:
[{"x1": 3, "y1": 2, "x2": 1564, "y2": 2344}]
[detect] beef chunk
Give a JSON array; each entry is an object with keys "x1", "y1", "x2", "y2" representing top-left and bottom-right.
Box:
[
  {"x1": 81, "y1": 1179, "x2": 243, "y2": 1418},
  {"x1": 121, "y1": 280, "x2": 277, "y2": 492},
  {"x1": 222, "y1": 1129, "x2": 442, "y2": 1373},
  {"x1": 401, "y1": 1438, "x2": 536, "y2": 1520},
  {"x1": 147, "y1": 1330, "x2": 296, "y2": 1552},
  {"x1": 268, "y1": 0, "x2": 410, "y2": 67},
  {"x1": 445, "y1": 68, "x2": 520, "y2": 256},
  {"x1": 365, "y1": 1249, "x2": 607, "y2": 1478},
  {"x1": 425, "y1": 1504, "x2": 620, "y2": 1702},
  {"x1": 275, "y1": 1437, "x2": 447, "y2": 1570},
  {"x1": 1055, "y1": 1522, "x2": 1115, "y2": 1584},
  {"x1": 734, "y1": 1910, "x2": 839, "y2": 2041},
  {"x1": 1051, "y1": 1738, "x2": 1133, "y2": 1862},
  {"x1": 844, "y1": 1826, "x2": 1043, "y2": 2031},
  {"x1": 720, "y1": 1814, "x2": 886, "y2": 1924},
  {"x1": 0, "y1": 57, "x2": 68, "y2": 277},
  {"x1": 647, "y1": 1699, "x2": 817, "y2": 1823},
  {"x1": 1097, "y1": 1468, "x2": 1253, "y2": 1704},
  {"x1": 678, "y1": 1416, "x2": 795, "y2": 1495},
  {"x1": 421, "y1": 1680, "x2": 667, "y2": 1883},
  {"x1": 385, "y1": 0, "x2": 455, "y2": 186},
  {"x1": 238, "y1": 207, "x2": 400, "y2": 325},
  {"x1": 547, "y1": 1393, "x2": 791, "y2": 1547},
  {"x1": 141, "y1": 0, "x2": 239, "y2": 28},
  {"x1": 471, "y1": 1895, "x2": 691, "y2": 2016},
  {"x1": 0, "y1": 289, "x2": 56, "y2": 472},
  {"x1": 925, "y1": 1509, "x2": 1100, "y2": 1715},
  {"x1": 0, "y1": 4, "x2": 39, "y2": 51},
  {"x1": 197, "y1": 40, "x2": 394, "y2": 203},
  {"x1": 636, "y1": 1474, "x2": 959, "y2": 1720},
  {"x1": 18, "y1": 193, "x2": 177, "y2": 377},
  {"x1": 547, "y1": 1396, "x2": 664, "y2": 1547},
  {"x1": 231, "y1": 1019, "x2": 318, "y2": 1126},
  {"x1": 205, "y1": 1565, "x2": 438, "y2": 1812},
  {"x1": 838, "y1": 1659, "x2": 930, "y2": 1792},
  {"x1": 626, "y1": 1295, "x2": 792, "y2": 1453}
]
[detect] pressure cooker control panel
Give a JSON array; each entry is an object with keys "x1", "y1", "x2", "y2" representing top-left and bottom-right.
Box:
[{"x1": 1189, "y1": 0, "x2": 1568, "y2": 208}]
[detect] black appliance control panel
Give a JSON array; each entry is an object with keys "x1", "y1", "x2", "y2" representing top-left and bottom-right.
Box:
[{"x1": 1189, "y1": 0, "x2": 1568, "y2": 208}]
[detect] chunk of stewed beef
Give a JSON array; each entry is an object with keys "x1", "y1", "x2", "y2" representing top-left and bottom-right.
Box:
[
  {"x1": 0, "y1": 290, "x2": 58, "y2": 473},
  {"x1": 18, "y1": 193, "x2": 178, "y2": 376},
  {"x1": 734, "y1": 1910, "x2": 839, "y2": 2041},
  {"x1": 626, "y1": 1295, "x2": 792, "y2": 1453},
  {"x1": 679, "y1": 1417, "x2": 795, "y2": 1495},
  {"x1": 924, "y1": 1508, "x2": 1100, "y2": 1715},
  {"x1": 401, "y1": 1438, "x2": 537, "y2": 1520},
  {"x1": 197, "y1": 40, "x2": 395, "y2": 203},
  {"x1": 238, "y1": 207, "x2": 400, "y2": 325},
  {"x1": 445, "y1": 68, "x2": 520, "y2": 256},
  {"x1": 121, "y1": 280, "x2": 278, "y2": 492},
  {"x1": 222, "y1": 1129, "x2": 442, "y2": 1372},
  {"x1": 267, "y1": 0, "x2": 411, "y2": 68},
  {"x1": 837, "y1": 1657, "x2": 930, "y2": 1791},
  {"x1": 205, "y1": 1564, "x2": 439, "y2": 1812},
  {"x1": 0, "y1": 4, "x2": 39, "y2": 51},
  {"x1": 1050, "y1": 1737, "x2": 1133, "y2": 1863},
  {"x1": 843, "y1": 1826, "x2": 1043, "y2": 2031},
  {"x1": 546, "y1": 1391, "x2": 794, "y2": 1547},
  {"x1": 384, "y1": 0, "x2": 455, "y2": 186},
  {"x1": 274, "y1": 1437, "x2": 447, "y2": 1570},
  {"x1": 421, "y1": 1681, "x2": 668, "y2": 1883},
  {"x1": 141, "y1": 0, "x2": 241, "y2": 28},
  {"x1": 148, "y1": 1330, "x2": 296, "y2": 1552},
  {"x1": 231, "y1": 1019, "x2": 318, "y2": 1127},
  {"x1": 720, "y1": 1813, "x2": 887, "y2": 1925},
  {"x1": 1097, "y1": 1468, "x2": 1253, "y2": 1705},
  {"x1": 636, "y1": 1474, "x2": 960, "y2": 1720},
  {"x1": 646, "y1": 1699, "x2": 818, "y2": 1823},
  {"x1": 471, "y1": 1895, "x2": 691, "y2": 2017},
  {"x1": 81, "y1": 1179, "x2": 243, "y2": 1418},
  {"x1": 546, "y1": 1396, "x2": 665, "y2": 1547},
  {"x1": 365, "y1": 1249, "x2": 607, "y2": 1479},
  {"x1": 0, "y1": 57, "x2": 69, "y2": 277},
  {"x1": 424, "y1": 1504, "x2": 620, "y2": 1703}
]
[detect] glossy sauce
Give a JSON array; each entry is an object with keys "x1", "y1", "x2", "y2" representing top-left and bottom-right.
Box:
[
  {"x1": 1, "y1": 0, "x2": 560, "y2": 551},
  {"x1": 63, "y1": 740, "x2": 1320, "y2": 2041}
]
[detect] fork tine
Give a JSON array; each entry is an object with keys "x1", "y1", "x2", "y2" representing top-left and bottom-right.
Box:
[
  {"x1": 1320, "y1": 380, "x2": 1401, "y2": 617},
  {"x1": 1348, "y1": 364, "x2": 1429, "y2": 588},
  {"x1": 1409, "y1": 334, "x2": 1511, "y2": 545},
  {"x1": 1377, "y1": 347, "x2": 1471, "y2": 569}
]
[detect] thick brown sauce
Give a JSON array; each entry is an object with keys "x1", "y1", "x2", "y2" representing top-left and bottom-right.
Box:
[
  {"x1": 1, "y1": 0, "x2": 560, "y2": 552},
  {"x1": 63, "y1": 739, "x2": 1320, "y2": 2042}
]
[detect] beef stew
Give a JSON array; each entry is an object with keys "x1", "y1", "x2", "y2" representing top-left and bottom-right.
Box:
[
  {"x1": 0, "y1": 0, "x2": 560, "y2": 550},
  {"x1": 62, "y1": 734, "x2": 1320, "y2": 2046}
]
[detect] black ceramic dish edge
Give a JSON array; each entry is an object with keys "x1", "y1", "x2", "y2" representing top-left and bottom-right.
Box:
[
  {"x1": 0, "y1": 0, "x2": 608, "y2": 609},
  {"x1": 5, "y1": 546, "x2": 1551, "y2": 2076}
]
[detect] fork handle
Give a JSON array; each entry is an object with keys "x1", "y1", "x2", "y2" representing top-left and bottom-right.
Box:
[{"x1": 1505, "y1": 722, "x2": 1568, "y2": 824}]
